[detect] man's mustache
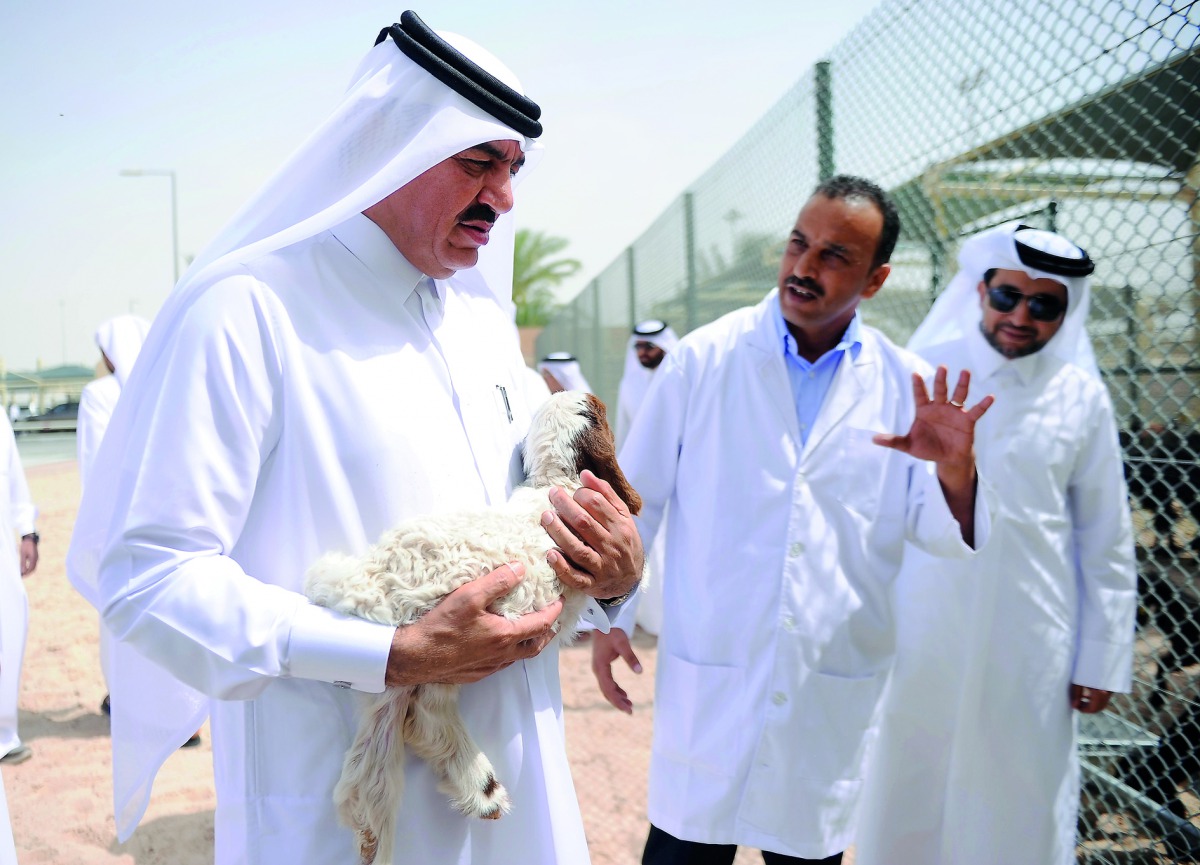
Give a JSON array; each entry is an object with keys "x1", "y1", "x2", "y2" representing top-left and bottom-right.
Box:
[
  {"x1": 459, "y1": 204, "x2": 498, "y2": 224},
  {"x1": 785, "y1": 275, "x2": 823, "y2": 297}
]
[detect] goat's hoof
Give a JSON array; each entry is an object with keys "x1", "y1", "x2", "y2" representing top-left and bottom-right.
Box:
[
  {"x1": 358, "y1": 829, "x2": 378, "y2": 865},
  {"x1": 459, "y1": 777, "x2": 511, "y2": 820}
]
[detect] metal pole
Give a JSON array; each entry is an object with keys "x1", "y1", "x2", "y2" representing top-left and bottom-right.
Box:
[
  {"x1": 816, "y1": 61, "x2": 834, "y2": 182},
  {"x1": 168, "y1": 170, "x2": 180, "y2": 285},
  {"x1": 591, "y1": 279, "x2": 603, "y2": 399},
  {"x1": 120, "y1": 169, "x2": 180, "y2": 287},
  {"x1": 626, "y1": 246, "x2": 637, "y2": 333},
  {"x1": 684, "y1": 192, "x2": 697, "y2": 333},
  {"x1": 1124, "y1": 282, "x2": 1138, "y2": 419}
]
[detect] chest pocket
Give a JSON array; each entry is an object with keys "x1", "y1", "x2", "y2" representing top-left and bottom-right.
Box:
[{"x1": 824, "y1": 427, "x2": 891, "y2": 518}]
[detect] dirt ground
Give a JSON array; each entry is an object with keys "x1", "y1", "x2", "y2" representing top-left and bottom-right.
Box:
[{"x1": 3, "y1": 459, "x2": 802, "y2": 864}]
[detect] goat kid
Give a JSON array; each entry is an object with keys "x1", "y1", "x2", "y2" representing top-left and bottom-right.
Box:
[{"x1": 304, "y1": 390, "x2": 642, "y2": 864}]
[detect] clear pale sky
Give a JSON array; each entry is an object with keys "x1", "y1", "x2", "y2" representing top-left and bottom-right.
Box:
[{"x1": 0, "y1": 1, "x2": 881, "y2": 371}]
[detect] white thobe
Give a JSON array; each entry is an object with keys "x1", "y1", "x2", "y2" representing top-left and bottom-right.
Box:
[
  {"x1": 0, "y1": 768, "x2": 15, "y2": 865},
  {"x1": 854, "y1": 325, "x2": 1136, "y2": 865},
  {"x1": 615, "y1": 365, "x2": 667, "y2": 636},
  {"x1": 0, "y1": 415, "x2": 35, "y2": 758},
  {"x1": 618, "y1": 290, "x2": 991, "y2": 859},
  {"x1": 78, "y1": 373, "x2": 122, "y2": 686},
  {"x1": 615, "y1": 367, "x2": 651, "y2": 451},
  {"x1": 98, "y1": 214, "x2": 589, "y2": 864},
  {"x1": 77, "y1": 374, "x2": 120, "y2": 494}
]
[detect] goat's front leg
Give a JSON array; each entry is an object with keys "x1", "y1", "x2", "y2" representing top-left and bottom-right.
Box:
[
  {"x1": 404, "y1": 683, "x2": 512, "y2": 819},
  {"x1": 335, "y1": 687, "x2": 413, "y2": 865}
]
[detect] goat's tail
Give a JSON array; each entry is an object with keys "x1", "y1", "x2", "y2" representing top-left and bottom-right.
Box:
[{"x1": 334, "y1": 688, "x2": 413, "y2": 865}]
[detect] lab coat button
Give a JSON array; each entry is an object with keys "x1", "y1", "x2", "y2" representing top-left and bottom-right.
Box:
[
  {"x1": 782, "y1": 616, "x2": 796, "y2": 631},
  {"x1": 772, "y1": 691, "x2": 788, "y2": 706},
  {"x1": 789, "y1": 542, "x2": 805, "y2": 557}
]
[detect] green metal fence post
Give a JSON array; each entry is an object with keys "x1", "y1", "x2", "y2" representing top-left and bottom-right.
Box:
[
  {"x1": 684, "y1": 192, "x2": 698, "y2": 333},
  {"x1": 592, "y1": 278, "x2": 603, "y2": 395},
  {"x1": 816, "y1": 60, "x2": 834, "y2": 182},
  {"x1": 627, "y1": 246, "x2": 637, "y2": 333}
]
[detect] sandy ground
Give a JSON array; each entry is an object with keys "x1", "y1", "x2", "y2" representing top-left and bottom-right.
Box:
[{"x1": 3, "y1": 458, "x2": 794, "y2": 864}]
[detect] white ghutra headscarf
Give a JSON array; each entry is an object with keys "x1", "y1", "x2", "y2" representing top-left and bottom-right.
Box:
[
  {"x1": 617, "y1": 320, "x2": 678, "y2": 413},
  {"x1": 537, "y1": 352, "x2": 593, "y2": 393},
  {"x1": 907, "y1": 221, "x2": 1099, "y2": 379},
  {"x1": 68, "y1": 17, "x2": 542, "y2": 840},
  {"x1": 94, "y1": 314, "x2": 151, "y2": 385}
]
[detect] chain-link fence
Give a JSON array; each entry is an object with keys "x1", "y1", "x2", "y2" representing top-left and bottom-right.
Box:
[{"x1": 542, "y1": 1, "x2": 1200, "y2": 860}]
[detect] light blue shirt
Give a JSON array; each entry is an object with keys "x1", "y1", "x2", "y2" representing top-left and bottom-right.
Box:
[{"x1": 773, "y1": 296, "x2": 863, "y2": 445}]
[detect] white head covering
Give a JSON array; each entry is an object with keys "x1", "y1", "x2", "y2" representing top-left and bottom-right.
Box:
[
  {"x1": 67, "y1": 17, "x2": 542, "y2": 840},
  {"x1": 907, "y1": 221, "x2": 1099, "y2": 378},
  {"x1": 617, "y1": 318, "x2": 678, "y2": 412},
  {"x1": 95, "y1": 315, "x2": 151, "y2": 385},
  {"x1": 537, "y1": 352, "x2": 592, "y2": 393}
]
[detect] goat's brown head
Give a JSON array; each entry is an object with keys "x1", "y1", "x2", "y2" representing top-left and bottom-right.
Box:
[{"x1": 522, "y1": 391, "x2": 642, "y2": 515}]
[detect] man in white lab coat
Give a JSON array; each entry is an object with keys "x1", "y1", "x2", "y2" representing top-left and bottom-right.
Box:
[
  {"x1": 854, "y1": 223, "x2": 1137, "y2": 865},
  {"x1": 67, "y1": 12, "x2": 642, "y2": 865},
  {"x1": 592, "y1": 175, "x2": 994, "y2": 863}
]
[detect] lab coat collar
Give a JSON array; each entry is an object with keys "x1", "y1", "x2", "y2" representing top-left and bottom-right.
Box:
[
  {"x1": 748, "y1": 290, "x2": 876, "y2": 459},
  {"x1": 772, "y1": 297, "x2": 864, "y2": 366},
  {"x1": 802, "y1": 326, "x2": 875, "y2": 460}
]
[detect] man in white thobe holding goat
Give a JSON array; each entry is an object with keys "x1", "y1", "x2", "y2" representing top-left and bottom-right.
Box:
[
  {"x1": 854, "y1": 223, "x2": 1137, "y2": 865},
  {"x1": 68, "y1": 12, "x2": 642, "y2": 865}
]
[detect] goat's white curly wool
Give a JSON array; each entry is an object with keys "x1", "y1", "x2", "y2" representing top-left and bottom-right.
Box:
[{"x1": 304, "y1": 389, "x2": 640, "y2": 865}]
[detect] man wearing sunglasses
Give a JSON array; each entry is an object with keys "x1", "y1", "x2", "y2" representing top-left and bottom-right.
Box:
[{"x1": 855, "y1": 223, "x2": 1137, "y2": 865}]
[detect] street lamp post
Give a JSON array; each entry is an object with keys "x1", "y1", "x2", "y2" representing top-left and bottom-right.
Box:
[{"x1": 120, "y1": 168, "x2": 180, "y2": 286}]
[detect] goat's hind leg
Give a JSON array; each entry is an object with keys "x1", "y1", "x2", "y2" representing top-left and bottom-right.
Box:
[
  {"x1": 404, "y1": 684, "x2": 512, "y2": 819},
  {"x1": 335, "y1": 688, "x2": 413, "y2": 865}
]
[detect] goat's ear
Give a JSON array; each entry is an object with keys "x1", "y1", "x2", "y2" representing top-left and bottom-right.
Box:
[{"x1": 576, "y1": 395, "x2": 643, "y2": 516}]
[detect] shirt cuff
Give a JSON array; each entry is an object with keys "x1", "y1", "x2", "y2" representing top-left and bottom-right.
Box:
[
  {"x1": 14, "y1": 503, "x2": 37, "y2": 538},
  {"x1": 914, "y1": 464, "x2": 994, "y2": 556},
  {"x1": 1073, "y1": 636, "x2": 1134, "y2": 693},
  {"x1": 287, "y1": 603, "x2": 395, "y2": 693},
  {"x1": 578, "y1": 595, "x2": 614, "y2": 633}
]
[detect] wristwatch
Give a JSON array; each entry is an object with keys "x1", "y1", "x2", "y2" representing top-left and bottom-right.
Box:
[
  {"x1": 22, "y1": 532, "x2": 39, "y2": 545},
  {"x1": 597, "y1": 581, "x2": 640, "y2": 608}
]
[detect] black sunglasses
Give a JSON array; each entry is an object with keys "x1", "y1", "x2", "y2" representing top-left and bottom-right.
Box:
[{"x1": 986, "y1": 285, "x2": 1067, "y2": 322}]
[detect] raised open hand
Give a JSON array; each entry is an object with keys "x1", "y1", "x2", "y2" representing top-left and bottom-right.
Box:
[{"x1": 872, "y1": 366, "x2": 993, "y2": 474}]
